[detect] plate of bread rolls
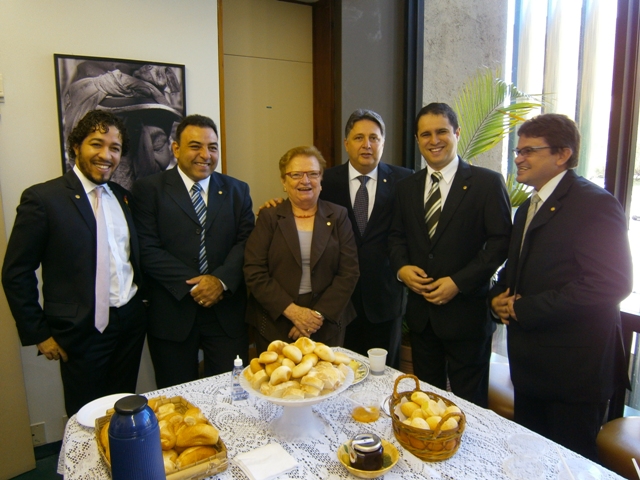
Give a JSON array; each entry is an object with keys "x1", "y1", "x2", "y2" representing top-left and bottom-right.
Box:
[{"x1": 239, "y1": 338, "x2": 354, "y2": 407}]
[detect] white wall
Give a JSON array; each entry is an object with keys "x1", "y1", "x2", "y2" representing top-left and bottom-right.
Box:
[{"x1": 0, "y1": 0, "x2": 220, "y2": 443}]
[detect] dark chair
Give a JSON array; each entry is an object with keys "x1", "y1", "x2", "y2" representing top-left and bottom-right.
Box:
[{"x1": 597, "y1": 311, "x2": 640, "y2": 479}]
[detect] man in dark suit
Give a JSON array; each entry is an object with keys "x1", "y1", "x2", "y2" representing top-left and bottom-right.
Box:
[
  {"x1": 490, "y1": 114, "x2": 632, "y2": 460},
  {"x1": 389, "y1": 103, "x2": 512, "y2": 407},
  {"x1": 2, "y1": 110, "x2": 147, "y2": 416},
  {"x1": 132, "y1": 114, "x2": 254, "y2": 388},
  {"x1": 320, "y1": 109, "x2": 412, "y2": 367}
]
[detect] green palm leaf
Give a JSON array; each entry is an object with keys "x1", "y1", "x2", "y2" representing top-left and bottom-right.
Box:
[{"x1": 454, "y1": 68, "x2": 543, "y2": 163}]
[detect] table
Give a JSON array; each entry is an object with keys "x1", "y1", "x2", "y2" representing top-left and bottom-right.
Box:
[{"x1": 59, "y1": 349, "x2": 623, "y2": 479}]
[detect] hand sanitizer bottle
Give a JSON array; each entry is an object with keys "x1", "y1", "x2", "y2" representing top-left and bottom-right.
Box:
[{"x1": 231, "y1": 355, "x2": 249, "y2": 402}]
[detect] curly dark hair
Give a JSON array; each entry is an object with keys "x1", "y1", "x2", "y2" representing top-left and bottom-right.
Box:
[
  {"x1": 67, "y1": 110, "x2": 129, "y2": 161},
  {"x1": 175, "y1": 115, "x2": 219, "y2": 144}
]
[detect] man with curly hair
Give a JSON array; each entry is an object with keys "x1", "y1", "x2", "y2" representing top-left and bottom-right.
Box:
[{"x1": 2, "y1": 110, "x2": 147, "y2": 416}]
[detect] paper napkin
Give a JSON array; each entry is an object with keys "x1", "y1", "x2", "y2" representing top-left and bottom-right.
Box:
[{"x1": 233, "y1": 443, "x2": 298, "y2": 480}]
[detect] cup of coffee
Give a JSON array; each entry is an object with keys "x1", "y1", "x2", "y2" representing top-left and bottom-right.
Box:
[{"x1": 367, "y1": 348, "x2": 388, "y2": 376}]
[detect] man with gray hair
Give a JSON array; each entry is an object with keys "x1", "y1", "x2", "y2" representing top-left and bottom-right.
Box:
[{"x1": 321, "y1": 109, "x2": 412, "y2": 367}]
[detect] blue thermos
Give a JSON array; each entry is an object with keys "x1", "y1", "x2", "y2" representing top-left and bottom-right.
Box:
[{"x1": 108, "y1": 395, "x2": 166, "y2": 480}]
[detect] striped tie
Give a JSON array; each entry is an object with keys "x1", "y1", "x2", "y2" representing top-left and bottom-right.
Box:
[
  {"x1": 424, "y1": 172, "x2": 443, "y2": 239},
  {"x1": 190, "y1": 183, "x2": 208, "y2": 274}
]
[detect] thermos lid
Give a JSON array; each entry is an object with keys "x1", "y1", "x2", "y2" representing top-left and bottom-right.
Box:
[
  {"x1": 114, "y1": 395, "x2": 148, "y2": 415},
  {"x1": 352, "y1": 433, "x2": 382, "y2": 453}
]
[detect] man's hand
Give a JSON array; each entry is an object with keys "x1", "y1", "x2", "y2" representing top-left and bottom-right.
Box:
[
  {"x1": 187, "y1": 275, "x2": 224, "y2": 307},
  {"x1": 283, "y1": 303, "x2": 323, "y2": 336},
  {"x1": 398, "y1": 265, "x2": 433, "y2": 295},
  {"x1": 490, "y1": 288, "x2": 520, "y2": 325},
  {"x1": 257, "y1": 197, "x2": 284, "y2": 215},
  {"x1": 37, "y1": 337, "x2": 68, "y2": 362},
  {"x1": 422, "y1": 276, "x2": 460, "y2": 305}
]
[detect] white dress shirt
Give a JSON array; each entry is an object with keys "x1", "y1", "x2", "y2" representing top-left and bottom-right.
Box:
[
  {"x1": 73, "y1": 166, "x2": 137, "y2": 307},
  {"x1": 423, "y1": 156, "x2": 459, "y2": 206}
]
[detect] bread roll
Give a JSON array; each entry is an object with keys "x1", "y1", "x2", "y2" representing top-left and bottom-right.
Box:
[
  {"x1": 249, "y1": 357, "x2": 264, "y2": 373},
  {"x1": 265, "y1": 360, "x2": 282, "y2": 377},
  {"x1": 183, "y1": 407, "x2": 207, "y2": 426},
  {"x1": 282, "y1": 387, "x2": 305, "y2": 400},
  {"x1": 163, "y1": 449, "x2": 178, "y2": 474},
  {"x1": 250, "y1": 369, "x2": 269, "y2": 390},
  {"x1": 281, "y1": 358, "x2": 296, "y2": 370},
  {"x1": 333, "y1": 352, "x2": 351, "y2": 365},
  {"x1": 157, "y1": 403, "x2": 176, "y2": 417},
  {"x1": 301, "y1": 384, "x2": 321, "y2": 398},
  {"x1": 400, "y1": 401, "x2": 421, "y2": 418},
  {"x1": 314, "y1": 345, "x2": 336, "y2": 362},
  {"x1": 411, "y1": 391, "x2": 429, "y2": 406},
  {"x1": 267, "y1": 340, "x2": 287, "y2": 354},
  {"x1": 301, "y1": 353, "x2": 319, "y2": 366},
  {"x1": 300, "y1": 374, "x2": 324, "y2": 390},
  {"x1": 294, "y1": 336, "x2": 316, "y2": 355},
  {"x1": 291, "y1": 360, "x2": 313, "y2": 379},
  {"x1": 175, "y1": 446, "x2": 217, "y2": 468},
  {"x1": 100, "y1": 421, "x2": 110, "y2": 462},
  {"x1": 175, "y1": 423, "x2": 219, "y2": 447},
  {"x1": 269, "y1": 365, "x2": 292, "y2": 386},
  {"x1": 282, "y1": 345, "x2": 303, "y2": 364},
  {"x1": 159, "y1": 419, "x2": 177, "y2": 450},
  {"x1": 161, "y1": 411, "x2": 184, "y2": 426},
  {"x1": 260, "y1": 382, "x2": 274, "y2": 396},
  {"x1": 258, "y1": 351, "x2": 279, "y2": 364},
  {"x1": 243, "y1": 367, "x2": 253, "y2": 381},
  {"x1": 147, "y1": 397, "x2": 161, "y2": 412}
]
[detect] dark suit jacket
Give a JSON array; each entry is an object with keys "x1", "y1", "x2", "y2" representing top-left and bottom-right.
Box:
[
  {"x1": 389, "y1": 159, "x2": 512, "y2": 340},
  {"x1": 243, "y1": 199, "x2": 359, "y2": 343},
  {"x1": 492, "y1": 170, "x2": 632, "y2": 402},
  {"x1": 320, "y1": 162, "x2": 413, "y2": 323},
  {"x1": 2, "y1": 170, "x2": 141, "y2": 353},
  {"x1": 132, "y1": 167, "x2": 254, "y2": 341}
]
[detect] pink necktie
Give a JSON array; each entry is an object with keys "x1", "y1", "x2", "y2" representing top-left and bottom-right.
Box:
[{"x1": 94, "y1": 186, "x2": 110, "y2": 333}]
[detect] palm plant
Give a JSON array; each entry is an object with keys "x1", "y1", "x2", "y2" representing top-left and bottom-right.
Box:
[{"x1": 453, "y1": 67, "x2": 543, "y2": 206}]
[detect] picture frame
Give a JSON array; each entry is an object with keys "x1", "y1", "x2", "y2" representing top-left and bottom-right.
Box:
[{"x1": 54, "y1": 54, "x2": 186, "y2": 190}]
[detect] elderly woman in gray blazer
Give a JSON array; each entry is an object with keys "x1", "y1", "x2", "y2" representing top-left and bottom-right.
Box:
[{"x1": 244, "y1": 146, "x2": 359, "y2": 353}]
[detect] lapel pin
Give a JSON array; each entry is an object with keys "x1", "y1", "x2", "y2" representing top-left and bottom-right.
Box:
[
  {"x1": 383, "y1": 179, "x2": 387, "y2": 183},
  {"x1": 218, "y1": 191, "x2": 223, "y2": 195},
  {"x1": 75, "y1": 195, "x2": 80, "y2": 199},
  {"x1": 327, "y1": 222, "x2": 331, "y2": 226},
  {"x1": 550, "y1": 207, "x2": 556, "y2": 211},
  {"x1": 463, "y1": 186, "x2": 468, "y2": 190}
]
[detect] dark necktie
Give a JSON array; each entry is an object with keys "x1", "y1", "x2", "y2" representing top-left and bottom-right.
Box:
[
  {"x1": 353, "y1": 175, "x2": 370, "y2": 235},
  {"x1": 190, "y1": 183, "x2": 208, "y2": 274},
  {"x1": 94, "y1": 186, "x2": 110, "y2": 333},
  {"x1": 424, "y1": 172, "x2": 443, "y2": 238}
]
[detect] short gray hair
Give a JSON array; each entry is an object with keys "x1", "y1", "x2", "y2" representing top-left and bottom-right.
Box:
[{"x1": 344, "y1": 109, "x2": 385, "y2": 138}]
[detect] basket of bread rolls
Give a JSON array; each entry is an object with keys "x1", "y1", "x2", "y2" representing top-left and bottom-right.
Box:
[
  {"x1": 243, "y1": 338, "x2": 353, "y2": 400},
  {"x1": 96, "y1": 396, "x2": 228, "y2": 478},
  {"x1": 389, "y1": 374, "x2": 465, "y2": 461}
]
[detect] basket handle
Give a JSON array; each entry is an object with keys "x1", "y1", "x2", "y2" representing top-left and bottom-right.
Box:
[
  {"x1": 392, "y1": 374, "x2": 421, "y2": 400},
  {"x1": 432, "y1": 410, "x2": 466, "y2": 436}
]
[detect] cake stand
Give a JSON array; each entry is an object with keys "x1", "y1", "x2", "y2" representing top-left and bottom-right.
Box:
[{"x1": 239, "y1": 366, "x2": 354, "y2": 441}]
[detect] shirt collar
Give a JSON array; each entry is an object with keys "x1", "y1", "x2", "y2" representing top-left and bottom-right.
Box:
[
  {"x1": 348, "y1": 161, "x2": 379, "y2": 182},
  {"x1": 177, "y1": 166, "x2": 211, "y2": 194},
  {"x1": 535, "y1": 170, "x2": 568, "y2": 203},
  {"x1": 427, "y1": 156, "x2": 459, "y2": 184},
  {"x1": 73, "y1": 165, "x2": 113, "y2": 196}
]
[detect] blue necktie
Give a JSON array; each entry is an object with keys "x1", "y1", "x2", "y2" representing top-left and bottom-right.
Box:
[{"x1": 190, "y1": 183, "x2": 208, "y2": 274}]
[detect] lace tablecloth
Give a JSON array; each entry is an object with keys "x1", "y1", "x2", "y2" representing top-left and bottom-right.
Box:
[{"x1": 59, "y1": 349, "x2": 623, "y2": 479}]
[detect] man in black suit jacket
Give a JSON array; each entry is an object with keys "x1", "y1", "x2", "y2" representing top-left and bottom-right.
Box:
[
  {"x1": 389, "y1": 103, "x2": 512, "y2": 407},
  {"x1": 320, "y1": 109, "x2": 412, "y2": 367},
  {"x1": 2, "y1": 111, "x2": 147, "y2": 416},
  {"x1": 132, "y1": 114, "x2": 254, "y2": 388},
  {"x1": 490, "y1": 114, "x2": 632, "y2": 460}
]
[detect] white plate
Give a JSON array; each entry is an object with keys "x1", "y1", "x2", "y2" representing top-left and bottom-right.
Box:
[
  {"x1": 76, "y1": 393, "x2": 132, "y2": 428},
  {"x1": 351, "y1": 360, "x2": 369, "y2": 385},
  {"x1": 503, "y1": 455, "x2": 545, "y2": 480}
]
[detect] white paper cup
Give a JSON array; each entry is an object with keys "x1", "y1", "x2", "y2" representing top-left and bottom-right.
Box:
[{"x1": 368, "y1": 348, "x2": 388, "y2": 375}]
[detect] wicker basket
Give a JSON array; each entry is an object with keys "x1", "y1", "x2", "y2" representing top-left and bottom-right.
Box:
[
  {"x1": 95, "y1": 395, "x2": 228, "y2": 479},
  {"x1": 389, "y1": 374, "x2": 466, "y2": 461}
]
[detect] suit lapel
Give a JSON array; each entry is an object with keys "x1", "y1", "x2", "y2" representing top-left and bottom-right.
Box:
[
  {"x1": 310, "y1": 200, "x2": 334, "y2": 271},
  {"x1": 64, "y1": 170, "x2": 96, "y2": 234},
  {"x1": 277, "y1": 201, "x2": 302, "y2": 267},
  {"x1": 206, "y1": 173, "x2": 227, "y2": 231},
  {"x1": 409, "y1": 169, "x2": 430, "y2": 241},
  {"x1": 165, "y1": 168, "x2": 200, "y2": 225},
  {"x1": 430, "y1": 158, "x2": 471, "y2": 247},
  {"x1": 367, "y1": 162, "x2": 393, "y2": 233}
]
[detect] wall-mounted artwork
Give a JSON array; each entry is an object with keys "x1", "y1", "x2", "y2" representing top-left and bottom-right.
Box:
[{"x1": 54, "y1": 54, "x2": 186, "y2": 190}]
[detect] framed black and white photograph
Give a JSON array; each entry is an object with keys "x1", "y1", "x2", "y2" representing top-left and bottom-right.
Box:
[{"x1": 54, "y1": 54, "x2": 186, "y2": 190}]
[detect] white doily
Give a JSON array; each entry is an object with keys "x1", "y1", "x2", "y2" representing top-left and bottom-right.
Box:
[{"x1": 58, "y1": 349, "x2": 623, "y2": 479}]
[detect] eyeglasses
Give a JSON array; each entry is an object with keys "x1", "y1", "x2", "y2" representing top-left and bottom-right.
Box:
[
  {"x1": 512, "y1": 146, "x2": 560, "y2": 157},
  {"x1": 285, "y1": 171, "x2": 321, "y2": 180}
]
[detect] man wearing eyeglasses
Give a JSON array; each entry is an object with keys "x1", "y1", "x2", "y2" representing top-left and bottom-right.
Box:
[
  {"x1": 389, "y1": 103, "x2": 512, "y2": 407},
  {"x1": 490, "y1": 113, "x2": 632, "y2": 460},
  {"x1": 320, "y1": 109, "x2": 413, "y2": 368}
]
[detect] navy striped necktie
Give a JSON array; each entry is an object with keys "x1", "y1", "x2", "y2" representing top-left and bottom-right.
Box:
[{"x1": 190, "y1": 183, "x2": 208, "y2": 274}]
